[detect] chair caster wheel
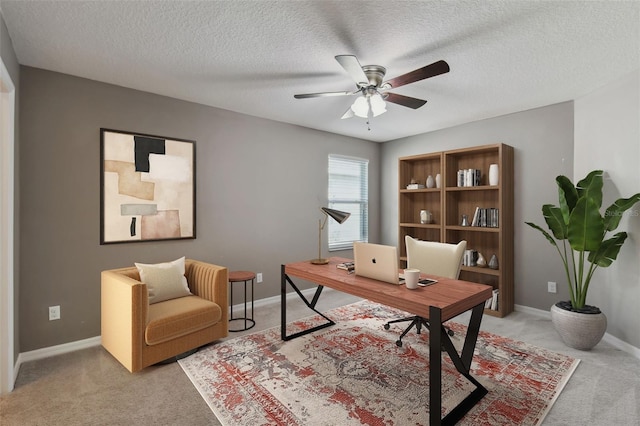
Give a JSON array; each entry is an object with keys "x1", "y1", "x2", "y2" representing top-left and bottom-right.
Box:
[
  {"x1": 384, "y1": 324, "x2": 390, "y2": 330},
  {"x1": 447, "y1": 329, "x2": 454, "y2": 337},
  {"x1": 395, "y1": 340, "x2": 403, "y2": 347}
]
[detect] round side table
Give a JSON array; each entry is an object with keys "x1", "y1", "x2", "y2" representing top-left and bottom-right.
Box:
[{"x1": 228, "y1": 271, "x2": 256, "y2": 332}]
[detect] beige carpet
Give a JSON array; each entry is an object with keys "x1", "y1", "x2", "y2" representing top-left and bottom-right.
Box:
[{"x1": 2, "y1": 290, "x2": 639, "y2": 425}]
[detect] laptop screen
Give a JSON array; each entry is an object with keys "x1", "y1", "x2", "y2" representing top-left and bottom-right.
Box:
[{"x1": 353, "y1": 242, "x2": 400, "y2": 284}]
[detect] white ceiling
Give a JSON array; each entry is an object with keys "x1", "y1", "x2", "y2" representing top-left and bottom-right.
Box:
[{"x1": 1, "y1": 1, "x2": 638, "y2": 142}]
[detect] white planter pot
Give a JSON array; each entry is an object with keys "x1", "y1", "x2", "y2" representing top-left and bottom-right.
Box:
[{"x1": 550, "y1": 303, "x2": 607, "y2": 350}]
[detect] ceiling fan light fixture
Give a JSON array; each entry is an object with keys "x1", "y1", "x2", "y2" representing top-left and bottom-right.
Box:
[
  {"x1": 350, "y1": 92, "x2": 387, "y2": 119},
  {"x1": 370, "y1": 93, "x2": 387, "y2": 117},
  {"x1": 350, "y1": 96, "x2": 370, "y2": 118}
]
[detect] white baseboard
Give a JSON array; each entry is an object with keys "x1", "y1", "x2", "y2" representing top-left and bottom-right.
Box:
[
  {"x1": 15, "y1": 336, "x2": 102, "y2": 379},
  {"x1": 15, "y1": 297, "x2": 639, "y2": 379},
  {"x1": 514, "y1": 303, "x2": 551, "y2": 318},
  {"x1": 515, "y1": 304, "x2": 640, "y2": 359},
  {"x1": 16, "y1": 288, "x2": 323, "y2": 371},
  {"x1": 601, "y1": 331, "x2": 640, "y2": 359},
  {"x1": 16, "y1": 288, "x2": 325, "y2": 374}
]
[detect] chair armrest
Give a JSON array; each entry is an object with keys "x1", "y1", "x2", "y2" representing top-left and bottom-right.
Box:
[
  {"x1": 101, "y1": 269, "x2": 148, "y2": 372},
  {"x1": 185, "y1": 260, "x2": 228, "y2": 323}
]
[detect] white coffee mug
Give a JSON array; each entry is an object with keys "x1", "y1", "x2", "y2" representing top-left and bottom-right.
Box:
[{"x1": 404, "y1": 268, "x2": 420, "y2": 289}]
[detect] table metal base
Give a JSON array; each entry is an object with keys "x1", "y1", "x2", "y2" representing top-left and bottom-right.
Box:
[
  {"x1": 281, "y1": 264, "x2": 488, "y2": 425},
  {"x1": 229, "y1": 275, "x2": 256, "y2": 332}
]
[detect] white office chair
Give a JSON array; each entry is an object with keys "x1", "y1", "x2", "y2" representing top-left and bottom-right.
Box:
[{"x1": 384, "y1": 236, "x2": 467, "y2": 347}]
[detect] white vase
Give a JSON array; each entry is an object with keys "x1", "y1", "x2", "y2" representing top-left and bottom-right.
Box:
[
  {"x1": 420, "y1": 210, "x2": 430, "y2": 224},
  {"x1": 426, "y1": 175, "x2": 435, "y2": 188},
  {"x1": 435, "y1": 173, "x2": 441, "y2": 189},
  {"x1": 488, "y1": 164, "x2": 499, "y2": 186}
]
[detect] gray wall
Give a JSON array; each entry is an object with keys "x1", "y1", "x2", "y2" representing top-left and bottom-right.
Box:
[
  {"x1": 16, "y1": 62, "x2": 640, "y2": 353},
  {"x1": 380, "y1": 102, "x2": 575, "y2": 312},
  {"x1": 19, "y1": 66, "x2": 380, "y2": 352},
  {"x1": 574, "y1": 70, "x2": 640, "y2": 348},
  {"x1": 1, "y1": 10, "x2": 21, "y2": 363}
]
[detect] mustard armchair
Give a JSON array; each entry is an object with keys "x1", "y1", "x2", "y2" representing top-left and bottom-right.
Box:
[{"x1": 101, "y1": 259, "x2": 228, "y2": 372}]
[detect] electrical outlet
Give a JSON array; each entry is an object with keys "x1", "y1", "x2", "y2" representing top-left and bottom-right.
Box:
[
  {"x1": 547, "y1": 281, "x2": 557, "y2": 293},
  {"x1": 256, "y1": 273, "x2": 263, "y2": 283},
  {"x1": 49, "y1": 305, "x2": 61, "y2": 321}
]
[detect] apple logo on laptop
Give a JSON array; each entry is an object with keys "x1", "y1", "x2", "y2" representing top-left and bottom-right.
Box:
[{"x1": 371, "y1": 258, "x2": 377, "y2": 264}]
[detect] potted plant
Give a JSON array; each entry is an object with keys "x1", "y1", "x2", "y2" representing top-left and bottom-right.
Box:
[{"x1": 525, "y1": 170, "x2": 640, "y2": 350}]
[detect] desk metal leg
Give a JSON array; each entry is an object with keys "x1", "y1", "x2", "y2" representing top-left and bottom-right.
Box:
[
  {"x1": 429, "y1": 306, "x2": 443, "y2": 426},
  {"x1": 281, "y1": 264, "x2": 336, "y2": 341},
  {"x1": 431, "y1": 303, "x2": 488, "y2": 425}
]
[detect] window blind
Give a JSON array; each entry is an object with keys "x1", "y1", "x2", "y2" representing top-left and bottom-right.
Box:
[{"x1": 327, "y1": 155, "x2": 369, "y2": 251}]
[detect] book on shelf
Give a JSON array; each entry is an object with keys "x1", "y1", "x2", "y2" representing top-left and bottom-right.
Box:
[
  {"x1": 463, "y1": 249, "x2": 479, "y2": 267},
  {"x1": 490, "y1": 208, "x2": 499, "y2": 227},
  {"x1": 470, "y1": 207, "x2": 499, "y2": 228},
  {"x1": 457, "y1": 168, "x2": 482, "y2": 187},
  {"x1": 471, "y1": 207, "x2": 480, "y2": 226},
  {"x1": 485, "y1": 289, "x2": 499, "y2": 310}
]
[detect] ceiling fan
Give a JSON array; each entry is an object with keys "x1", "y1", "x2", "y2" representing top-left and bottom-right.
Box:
[{"x1": 294, "y1": 55, "x2": 450, "y2": 121}]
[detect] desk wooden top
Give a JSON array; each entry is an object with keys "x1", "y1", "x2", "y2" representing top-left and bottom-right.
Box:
[{"x1": 285, "y1": 257, "x2": 493, "y2": 322}]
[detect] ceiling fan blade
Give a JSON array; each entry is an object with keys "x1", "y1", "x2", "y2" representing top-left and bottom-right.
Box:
[
  {"x1": 294, "y1": 91, "x2": 357, "y2": 99},
  {"x1": 383, "y1": 60, "x2": 450, "y2": 89},
  {"x1": 340, "y1": 107, "x2": 355, "y2": 120},
  {"x1": 384, "y1": 92, "x2": 428, "y2": 109},
  {"x1": 335, "y1": 55, "x2": 369, "y2": 86}
]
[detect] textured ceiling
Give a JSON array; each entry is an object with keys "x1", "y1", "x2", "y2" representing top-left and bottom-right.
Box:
[{"x1": 1, "y1": 1, "x2": 638, "y2": 142}]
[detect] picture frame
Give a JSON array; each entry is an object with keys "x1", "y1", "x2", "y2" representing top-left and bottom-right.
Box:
[{"x1": 100, "y1": 128, "x2": 196, "y2": 244}]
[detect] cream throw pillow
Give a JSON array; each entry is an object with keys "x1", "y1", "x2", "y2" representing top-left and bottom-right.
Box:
[{"x1": 135, "y1": 257, "x2": 191, "y2": 304}]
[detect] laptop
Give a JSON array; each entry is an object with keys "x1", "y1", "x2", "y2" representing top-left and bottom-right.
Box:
[
  {"x1": 352, "y1": 242, "x2": 439, "y2": 286},
  {"x1": 353, "y1": 242, "x2": 401, "y2": 285}
]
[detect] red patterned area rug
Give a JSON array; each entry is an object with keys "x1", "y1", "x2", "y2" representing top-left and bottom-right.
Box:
[{"x1": 179, "y1": 301, "x2": 579, "y2": 425}]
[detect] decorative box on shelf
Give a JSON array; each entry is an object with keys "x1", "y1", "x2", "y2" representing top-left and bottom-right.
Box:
[{"x1": 406, "y1": 183, "x2": 426, "y2": 190}]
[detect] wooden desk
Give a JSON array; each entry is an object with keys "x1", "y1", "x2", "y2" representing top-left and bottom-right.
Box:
[{"x1": 281, "y1": 257, "x2": 493, "y2": 426}]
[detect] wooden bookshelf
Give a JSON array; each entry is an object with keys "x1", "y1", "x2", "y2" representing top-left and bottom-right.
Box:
[{"x1": 398, "y1": 143, "x2": 514, "y2": 317}]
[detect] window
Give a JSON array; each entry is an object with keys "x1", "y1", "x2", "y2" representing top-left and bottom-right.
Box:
[{"x1": 327, "y1": 155, "x2": 368, "y2": 251}]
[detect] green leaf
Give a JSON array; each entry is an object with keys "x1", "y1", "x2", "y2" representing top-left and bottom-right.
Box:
[
  {"x1": 542, "y1": 204, "x2": 567, "y2": 240},
  {"x1": 557, "y1": 175, "x2": 578, "y2": 224},
  {"x1": 568, "y1": 197, "x2": 605, "y2": 252},
  {"x1": 588, "y1": 232, "x2": 628, "y2": 267},
  {"x1": 525, "y1": 221, "x2": 559, "y2": 247},
  {"x1": 576, "y1": 170, "x2": 603, "y2": 209},
  {"x1": 604, "y1": 193, "x2": 640, "y2": 231}
]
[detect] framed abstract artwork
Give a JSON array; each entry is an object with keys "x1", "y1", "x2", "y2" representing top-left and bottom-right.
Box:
[{"x1": 100, "y1": 128, "x2": 196, "y2": 244}]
